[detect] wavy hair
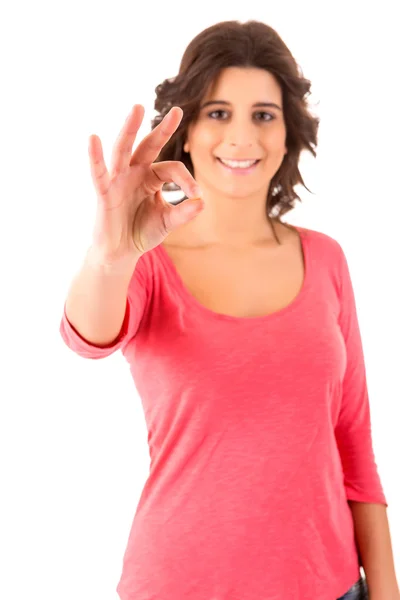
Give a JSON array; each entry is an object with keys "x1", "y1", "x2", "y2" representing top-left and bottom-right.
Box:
[{"x1": 150, "y1": 20, "x2": 320, "y2": 244}]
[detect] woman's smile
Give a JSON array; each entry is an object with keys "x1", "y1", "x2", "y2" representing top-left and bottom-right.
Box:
[{"x1": 216, "y1": 157, "x2": 261, "y2": 175}]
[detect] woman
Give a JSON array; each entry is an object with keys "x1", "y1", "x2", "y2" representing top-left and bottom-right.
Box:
[{"x1": 60, "y1": 20, "x2": 396, "y2": 600}]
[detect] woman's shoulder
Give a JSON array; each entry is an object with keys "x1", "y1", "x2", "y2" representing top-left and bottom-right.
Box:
[
  {"x1": 284, "y1": 223, "x2": 346, "y2": 274},
  {"x1": 288, "y1": 222, "x2": 342, "y2": 251}
]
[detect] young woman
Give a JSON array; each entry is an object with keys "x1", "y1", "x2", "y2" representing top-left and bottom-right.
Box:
[{"x1": 60, "y1": 20, "x2": 398, "y2": 600}]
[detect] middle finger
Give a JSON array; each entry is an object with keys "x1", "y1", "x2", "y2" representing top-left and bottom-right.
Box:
[{"x1": 131, "y1": 107, "x2": 183, "y2": 166}]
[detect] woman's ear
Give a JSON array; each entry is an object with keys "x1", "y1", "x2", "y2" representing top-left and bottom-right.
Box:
[{"x1": 183, "y1": 141, "x2": 189, "y2": 153}]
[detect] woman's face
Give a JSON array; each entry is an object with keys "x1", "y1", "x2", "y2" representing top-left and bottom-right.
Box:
[{"x1": 184, "y1": 66, "x2": 287, "y2": 199}]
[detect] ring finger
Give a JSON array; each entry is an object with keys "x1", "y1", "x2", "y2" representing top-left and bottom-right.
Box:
[{"x1": 110, "y1": 104, "x2": 145, "y2": 174}]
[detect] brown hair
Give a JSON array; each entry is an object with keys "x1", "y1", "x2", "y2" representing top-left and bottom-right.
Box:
[{"x1": 151, "y1": 20, "x2": 320, "y2": 244}]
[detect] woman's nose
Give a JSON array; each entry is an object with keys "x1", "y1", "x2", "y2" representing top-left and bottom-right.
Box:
[
  {"x1": 228, "y1": 141, "x2": 254, "y2": 148},
  {"x1": 226, "y1": 123, "x2": 257, "y2": 148}
]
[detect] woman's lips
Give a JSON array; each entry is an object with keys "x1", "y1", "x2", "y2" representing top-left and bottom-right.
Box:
[{"x1": 216, "y1": 157, "x2": 261, "y2": 174}]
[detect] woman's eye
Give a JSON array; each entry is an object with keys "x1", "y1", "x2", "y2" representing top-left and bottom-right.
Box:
[
  {"x1": 208, "y1": 110, "x2": 274, "y2": 122},
  {"x1": 255, "y1": 112, "x2": 274, "y2": 122},
  {"x1": 208, "y1": 110, "x2": 227, "y2": 119}
]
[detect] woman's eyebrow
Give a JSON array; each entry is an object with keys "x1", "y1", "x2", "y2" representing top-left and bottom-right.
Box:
[{"x1": 200, "y1": 100, "x2": 282, "y2": 111}]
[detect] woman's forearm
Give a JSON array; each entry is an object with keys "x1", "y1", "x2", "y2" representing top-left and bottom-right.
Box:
[{"x1": 348, "y1": 501, "x2": 399, "y2": 599}]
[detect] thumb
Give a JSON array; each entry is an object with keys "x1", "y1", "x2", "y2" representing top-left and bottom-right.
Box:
[
  {"x1": 170, "y1": 196, "x2": 205, "y2": 229},
  {"x1": 181, "y1": 196, "x2": 204, "y2": 216}
]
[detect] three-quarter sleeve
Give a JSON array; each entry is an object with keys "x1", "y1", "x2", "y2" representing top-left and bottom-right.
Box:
[
  {"x1": 334, "y1": 244, "x2": 387, "y2": 506},
  {"x1": 59, "y1": 253, "x2": 152, "y2": 359}
]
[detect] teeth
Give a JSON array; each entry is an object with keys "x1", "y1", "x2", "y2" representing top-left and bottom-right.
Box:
[{"x1": 219, "y1": 158, "x2": 258, "y2": 169}]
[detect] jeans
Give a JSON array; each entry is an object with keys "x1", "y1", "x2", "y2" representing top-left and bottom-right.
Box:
[{"x1": 336, "y1": 575, "x2": 369, "y2": 600}]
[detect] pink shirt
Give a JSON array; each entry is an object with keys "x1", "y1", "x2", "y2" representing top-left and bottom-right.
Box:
[{"x1": 60, "y1": 225, "x2": 387, "y2": 600}]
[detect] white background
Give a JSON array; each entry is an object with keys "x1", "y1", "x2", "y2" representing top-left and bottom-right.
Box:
[{"x1": 1, "y1": 1, "x2": 399, "y2": 599}]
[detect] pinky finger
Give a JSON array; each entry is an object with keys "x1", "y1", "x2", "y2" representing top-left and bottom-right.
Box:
[{"x1": 88, "y1": 135, "x2": 111, "y2": 198}]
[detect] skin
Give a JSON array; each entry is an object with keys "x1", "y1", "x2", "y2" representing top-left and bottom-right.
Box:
[{"x1": 180, "y1": 66, "x2": 288, "y2": 249}]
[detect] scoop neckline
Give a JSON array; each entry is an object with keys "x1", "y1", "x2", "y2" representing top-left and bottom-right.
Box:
[{"x1": 156, "y1": 225, "x2": 311, "y2": 323}]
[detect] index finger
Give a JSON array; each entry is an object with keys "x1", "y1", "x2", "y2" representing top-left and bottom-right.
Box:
[{"x1": 130, "y1": 107, "x2": 183, "y2": 166}]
